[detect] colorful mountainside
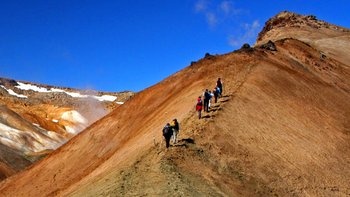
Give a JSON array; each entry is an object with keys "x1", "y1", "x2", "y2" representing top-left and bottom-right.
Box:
[
  {"x1": 0, "y1": 11, "x2": 349, "y2": 196},
  {"x1": 0, "y1": 78, "x2": 133, "y2": 180}
]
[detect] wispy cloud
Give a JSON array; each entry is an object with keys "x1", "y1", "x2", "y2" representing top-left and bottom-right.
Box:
[
  {"x1": 195, "y1": 0, "x2": 208, "y2": 12},
  {"x1": 194, "y1": 1, "x2": 260, "y2": 48},
  {"x1": 195, "y1": 0, "x2": 218, "y2": 27},
  {"x1": 195, "y1": 0, "x2": 242, "y2": 27},
  {"x1": 206, "y1": 12, "x2": 217, "y2": 27},
  {"x1": 219, "y1": 1, "x2": 241, "y2": 15},
  {"x1": 228, "y1": 20, "x2": 261, "y2": 47}
]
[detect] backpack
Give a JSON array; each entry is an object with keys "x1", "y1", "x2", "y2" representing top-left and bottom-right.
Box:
[
  {"x1": 174, "y1": 121, "x2": 179, "y2": 131},
  {"x1": 163, "y1": 126, "x2": 171, "y2": 136},
  {"x1": 217, "y1": 80, "x2": 222, "y2": 88},
  {"x1": 196, "y1": 99, "x2": 203, "y2": 111},
  {"x1": 213, "y1": 89, "x2": 218, "y2": 96},
  {"x1": 204, "y1": 91, "x2": 210, "y2": 100},
  {"x1": 216, "y1": 87, "x2": 221, "y2": 93}
]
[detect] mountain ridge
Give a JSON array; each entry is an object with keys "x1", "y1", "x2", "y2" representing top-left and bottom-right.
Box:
[
  {"x1": 0, "y1": 77, "x2": 134, "y2": 180},
  {"x1": 0, "y1": 11, "x2": 349, "y2": 196},
  {"x1": 257, "y1": 11, "x2": 350, "y2": 43}
]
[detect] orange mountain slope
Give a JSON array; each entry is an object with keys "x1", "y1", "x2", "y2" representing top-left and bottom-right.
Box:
[
  {"x1": 0, "y1": 78, "x2": 134, "y2": 180},
  {"x1": 0, "y1": 11, "x2": 349, "y2": 196}
]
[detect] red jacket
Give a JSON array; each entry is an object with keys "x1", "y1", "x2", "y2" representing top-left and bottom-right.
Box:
[{"x1": 196, "y1": 98, "x2": 203, "y2": 111}]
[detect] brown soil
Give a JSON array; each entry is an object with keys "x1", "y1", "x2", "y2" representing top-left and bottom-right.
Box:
[
  {"x1": 0, "y1": 143, "x2": 31, "y2": 180},
  {"x1": 0, "y1": 12, "x2": 349, "y2": 197}
]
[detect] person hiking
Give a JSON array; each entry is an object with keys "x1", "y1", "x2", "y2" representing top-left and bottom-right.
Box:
[
  {"x1": 213, "y1": 88, "x2": 218, "y2": 103},
  {"x1": 170, "y1": 119, "x2": 180, "y2": 144},
  {"x1": 216, "y1": 86, "x2": 221, "y2": 98},
  {"x1": 208, "y1": 90, "x2": 214, "y2": 109},
  {"x1": 196, "y1": 96, "x2": 203, "y2": 119},
  {"x1": 203, "y1": 89, "x2": 210, "y2": 112},
  {"x1": 162, "y1": 123, "x2": 173, "y2": 148},
  {"x1": 216, "y1": 78, "x2": 223, "y2": 97}
]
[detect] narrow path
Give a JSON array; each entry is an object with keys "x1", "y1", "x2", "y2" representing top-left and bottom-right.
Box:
[
  {"x1": 81, "y1": 64, "x2": 256, "y2": 196},
  {"x1": 87, "y1": 95, "x2": 232, "y2": 196}
]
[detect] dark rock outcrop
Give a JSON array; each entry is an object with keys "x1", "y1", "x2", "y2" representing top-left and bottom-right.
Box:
[
  {"x1": 238, "y1": 43, "x2": 254, "y2": 52},
  {"x1": 204, "y1": 53, "x2": 215, "y2": 60},
  {"x1": 260, "y1": 40, "x2": 277, "y2": 51},
  {"x1": 0, "y1": 78, "x2": 18, "y2": 86}
]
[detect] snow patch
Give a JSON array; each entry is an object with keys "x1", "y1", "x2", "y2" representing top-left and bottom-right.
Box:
[
  {"x1": 15, "y1": 82, "x2": 118, "y2": 102},
  {"x1": 116, "y1": 101, "x2": 124, "y2": 105},
  {"x1": 52, "y1": 119, "x2": 59, "y2": 123},
  {"x1": 0, "y1": 85, "x2": 27, "y2": 98},
  {"x1": 50, "y1": 88, "x2": 66, "y2": 93},
  {"x1": 15, "y1": 82, "x2": 50, "y2": 92},
  {"x1": 65, "y1": 92, "x2": 88, "y2": 98},
  {"x1": 93, "y1": 95, "x2": 117, "y2": 102}
]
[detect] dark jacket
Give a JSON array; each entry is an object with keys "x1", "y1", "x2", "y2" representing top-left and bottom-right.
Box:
[{"x1": 163, "y1": 125, "x2": 173, "y2": 137}]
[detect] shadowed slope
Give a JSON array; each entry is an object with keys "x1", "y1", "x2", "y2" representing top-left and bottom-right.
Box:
[{"x1": 0, "y1": 143, "x2": 31, "y2": 180}]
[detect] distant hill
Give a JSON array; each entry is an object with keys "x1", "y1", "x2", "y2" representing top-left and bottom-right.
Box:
[
  {"x1": 0, "y1": 78, "x2": 133, "y2": 180},
  {"x1": 0, "y1": 11, "x2": 349, "y2": 196}
]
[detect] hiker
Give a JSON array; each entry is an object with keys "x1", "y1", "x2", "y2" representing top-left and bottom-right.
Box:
[
  {"x1": 170, "y1": 119, "x2": 180, "y2": 144},
  {"x1": 162, "y1": 123, "x2": 173, "y2": 148},
  {"x1": 196, "y1": 96, "x2": 203, "y2": 119},
  {"x1": 203, "y1": 89, "x2": 211, "y2": 112},
  {"x1": 208, "y1": 90, "x2": 214, "y2": 109},
  {"x1": 216, "y1": 78, "x2": 223, "y2": 97},
  {"x1": 216, "y1": 86, "x2": 221, "y2": 98},
  {"x1": 213, "y1": 88, "x2": 218, "y2": 103}
]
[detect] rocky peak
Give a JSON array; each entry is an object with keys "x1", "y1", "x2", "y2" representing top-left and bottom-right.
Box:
[
  {"x1": 0, "y1": 78, "x2": 18, "y2": 87},
  {"x1": 257, "y1": 11, "x2": 349, "y2": 43}
]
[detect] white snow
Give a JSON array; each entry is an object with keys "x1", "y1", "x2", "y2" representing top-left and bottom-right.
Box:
[
  {"x1": 93, "y1": 95, "x2": 117, "y2": 102},
  {"x1": 65, "y1": 91, "x2": 88, "y2": 98},
  {"x1": 116, "y1": 101, "x2": 124, "y2": 105},
  {"x1": 50, "y1": 88, "x2": 66, "y2": 93},
  {"x1": 0, "y1": 85, "x2": 28, "y2": 98},
  {"x1": 6, "y1": 89, "x2": 28, "y2": 98},
  {"x1": 52, "y1": 119, "x2": 59, "y2": 123},
  {"x1": 15, "y1": 82, "x2": 50, "y2": 92},
  {"x1": 14, "y1": 82, "x2": 119, "y2": 102}
]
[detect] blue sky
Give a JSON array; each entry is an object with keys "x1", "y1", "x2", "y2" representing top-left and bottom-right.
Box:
[{"x1": 1, "y1": 1, "x2": 349, "y2": 92}]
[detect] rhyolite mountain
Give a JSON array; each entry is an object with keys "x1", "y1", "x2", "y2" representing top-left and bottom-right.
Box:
[
  {"x1": 0, "y1": 11, "x2": 349, "y2": 196},
  {"x1": 0, "y1": 78, "x2": 133, "y2": 180}
]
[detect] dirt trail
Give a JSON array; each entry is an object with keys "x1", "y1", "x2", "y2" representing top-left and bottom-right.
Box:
[
  {"x1": 68, "y1": 94, "x2": 240, "y2": 196},
  {"x1": 70, "y1": 42, "x2": 350, "y2": 196},
  {"x1": 1, "y1": 13, "x2": 350, "y2": 196},
  {"x1": 67, "y1": 63, "x2": 270, "y2": 196}
]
